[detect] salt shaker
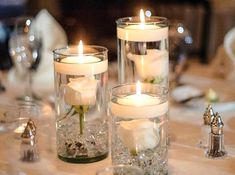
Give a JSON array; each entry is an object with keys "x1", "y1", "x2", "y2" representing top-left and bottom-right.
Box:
[
  {"x1": 20, "y1": 119, "x2": 39, "y2": 162},
  {"x1": 206, "y1": 112, "x2": 227, "y2": 158},
  {"x1": 198, "y1": 104, "x2": 215, "y2": 148}
]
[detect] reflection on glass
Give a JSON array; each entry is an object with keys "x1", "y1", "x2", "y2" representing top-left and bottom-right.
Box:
[{"x1": 9, "y1": 16, "x2": 41, "y2": 101}]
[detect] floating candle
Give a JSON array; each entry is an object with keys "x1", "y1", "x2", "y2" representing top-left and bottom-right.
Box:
[
  {"x1": 54, "y1": 41, "x2": 107, "y2": 75},
  {"x1": 117, "y1": 9, "x2": 168, "y2": 42},
  {"x1": 111, "y1": 81, "x2": 168, "y2": 118}
]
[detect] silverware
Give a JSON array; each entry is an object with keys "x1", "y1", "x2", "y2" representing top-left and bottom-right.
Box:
[{"x1": 179, "y1": 93, "x2": 204, "y2": 104}]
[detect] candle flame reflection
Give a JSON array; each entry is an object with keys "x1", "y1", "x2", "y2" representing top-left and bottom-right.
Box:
[{"x1": 136, "y1": 80, "x2": 141, "y2": 96}]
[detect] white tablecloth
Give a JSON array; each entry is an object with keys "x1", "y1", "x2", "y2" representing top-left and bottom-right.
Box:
[{"x1": 0, "y1": 64, "x2": 235, "y2": 175}]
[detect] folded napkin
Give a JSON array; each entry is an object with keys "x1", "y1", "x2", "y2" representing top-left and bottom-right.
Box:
[
  {"x1": 210, "y1": 27, "x2": 235, "y2": 81},
  {"x1": 171, "y1": 85, "x2": 203, "y2": 103},
  {"x1": 8, "y1": 9, "x2": 68, "y2": 91}
]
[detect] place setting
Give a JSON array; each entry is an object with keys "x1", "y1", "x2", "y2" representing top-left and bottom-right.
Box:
[{"x1": 0, "y1": 2, "x2": 235, "y2": 175}]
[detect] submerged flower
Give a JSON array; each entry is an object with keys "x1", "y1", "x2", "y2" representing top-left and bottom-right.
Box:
[
  {"x1": 127, "y1": 49, "x2": 168, "y2": 80},
  {"x1": 64, "y1": 77, "x2": 97, "y2": 105},
  {"x1": 118, "y1": 119, "x2": 159, "y2": 154}
]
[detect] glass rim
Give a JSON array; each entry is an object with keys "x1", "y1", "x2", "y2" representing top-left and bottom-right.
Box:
[
  {"x1": 96, "y1": 164, "x2": 144, "y2": 175},
  {"x1": 3, "y1": 105, "x2": 39, "y2": 124},
  {"x1": 14, "y1": 16, "x2": 34, "y2": 27},
  {"x1": 53, "y1": 45, "x2": 108, "y2": 57},
  {"x1": 15, "y1": 16, "x2": 34, "y2": 23},
  {"x1": 116, "y1": 16, "x2": 168, "y2": 26},
  {"x1": 110, "y1": 83, "x2": 168, "y2": 98}
]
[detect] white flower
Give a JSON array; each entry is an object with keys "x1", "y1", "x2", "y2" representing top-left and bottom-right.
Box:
[
  {"x1": 64, "y1": 77, "x2": 97, "y2": 105},
  {"x1": 127, "y1": 49, "x2": 168, "y2": 79},
  {"x1": 118, "y1": 119, "x2": 159, "y2": 153}
]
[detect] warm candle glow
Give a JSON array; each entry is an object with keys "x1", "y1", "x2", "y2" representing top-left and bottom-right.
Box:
[
  {"x1": 136, "y1": 80, "x2": 141, "y2": 96},
  {"x1": 117, "y1": 9, "x2": 168, "y2": 41},
  {"x1": 140, "y1": 9, "x2": 145, "y2": 29},
  {"x1": 78, "y1": 40, "x2": 83, "y2": 63},
  {"x1": 140, "y1": 9, "x2": 145, "y2": 23}
]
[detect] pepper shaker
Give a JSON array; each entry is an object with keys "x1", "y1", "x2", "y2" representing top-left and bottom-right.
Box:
[
  {"x1": 206, "y1": 112, "x2": 227, "y2": 158},
  {"x1": 198, "y1": 104, "x2": 215, "y2": 148},
  {"x1": 20, "y1": 119, "x2": 39, "y2": 162}
]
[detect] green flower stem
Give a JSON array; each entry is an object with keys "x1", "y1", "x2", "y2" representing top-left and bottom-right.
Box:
[
  {"x1": 144, "y1": 76, "x2": 163, "y2": 84},
  {"x1": 74, "y1": 105, "x2": 89, "y2": 135},
  {"x1": 79, "y1": 113, "x2": 85, "y2": 135},
  {"x1": 130, "y1": 149, "x2": 138, "y2": 156}
]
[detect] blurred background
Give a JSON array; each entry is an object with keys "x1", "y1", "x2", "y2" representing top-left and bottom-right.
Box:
[{"x1": 0, "y1": 0, "x2": 235, "y2": 70}]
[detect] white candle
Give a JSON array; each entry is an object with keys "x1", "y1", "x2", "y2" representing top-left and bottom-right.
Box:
[
  {"x1": 117, "y1": 9, "x2": 168, "y2": 42},
  {"x1": 127, "y1": 49, "x2": 169, "y2": 79},
  {"x1": 54, "y1": 41, "x2": 107, "y2": 75},
  {"x1": 111, "y1": 81, "x2": 168, "y2": 118},
  {"x1": 54, "y1": 56, "x2": 107, "y2": 75},
  {"x1": 117, "y1": 81, "x2": 158, "y2": 106}
]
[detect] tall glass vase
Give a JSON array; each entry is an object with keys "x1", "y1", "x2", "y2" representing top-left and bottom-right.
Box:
[
  {"x1": 53, "y1": 45, "x2": 109, "y2": 163},
  {"x1": 116, "y1": 16, "x2": 169, "y2": 87}
]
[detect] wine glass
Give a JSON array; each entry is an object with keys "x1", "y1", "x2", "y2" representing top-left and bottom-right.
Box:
[
  {"x1": 9, "y1": 16, "x2": 41, "y2": 101},
  {"x1": 1, "y1": 102, "x2": 39, "y2": 136},
  {"x1": 169, "y1": 21, "x2": 193, "y2": 88}
]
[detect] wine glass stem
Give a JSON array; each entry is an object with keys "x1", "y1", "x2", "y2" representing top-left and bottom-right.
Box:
[
  {"x1": 0, "y1": 71, "x2": 5, "y2": 92},
  {"x1": 25, "y1": 70, "x2": 33, "y2": 99}
]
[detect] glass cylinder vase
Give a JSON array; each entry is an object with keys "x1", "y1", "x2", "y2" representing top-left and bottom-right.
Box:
[
  {"x1": 110, "y1": 83, "x2": 168, "y2": 175},
  {"x1": 53, "y1": 45, "x2": 109, "y2": 163},
  {"x1": 116, "y1": 16, "x2": 169, "y2": 87},
  {"x1": 96, "y1": 165, "x2": 144, "y2": 175}
]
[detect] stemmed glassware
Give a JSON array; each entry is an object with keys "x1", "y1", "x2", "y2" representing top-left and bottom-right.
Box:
[
  {"x1": 169, "y1": 21, "x2": 193, "y2": 88},
  {"x1": 9, "y1": 16, "x2": 41, "y2": 101}
]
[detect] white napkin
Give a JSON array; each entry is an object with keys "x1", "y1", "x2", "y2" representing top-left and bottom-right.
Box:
[
  {"x1": 210, "y1": 27, "x2": 235, "y2": 81},
  {"x1": 171, "y1": 85, "x2": 203, "y2": 103},
  {"x1": 8, "y1": 9, "x2": 67, "y2": 92},
  {"x1": 32, "y1": 9, "x2": 68, "y2": 90}
]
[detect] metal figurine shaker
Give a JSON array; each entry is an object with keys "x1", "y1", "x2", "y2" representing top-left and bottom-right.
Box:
[
  {"x1": 199, "y1": 104, "x2": 215, "y2": 148},
  {"x1": 206, "y1": 112, "x2": 227, "y2": 158},
  {"x1": 20, "y1": 119, "x2": 39, "y2": 162}
]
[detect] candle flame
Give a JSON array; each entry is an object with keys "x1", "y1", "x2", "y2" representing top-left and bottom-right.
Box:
[
  {"x1": 78, "y1": 40, "x2": 83, "y2": 63},
  {"x1": 136, "y1": 80, "x2": 141, "y2": 96},
  {"x1": 78, "y1": 40, "x2": 83, "y2": 56},
  {"x1": 139, "y1": 9, "x2": 145, "y2": 29},
  {"x1": 140, "y1": 9, "x2": 145, "y2": 23}
]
